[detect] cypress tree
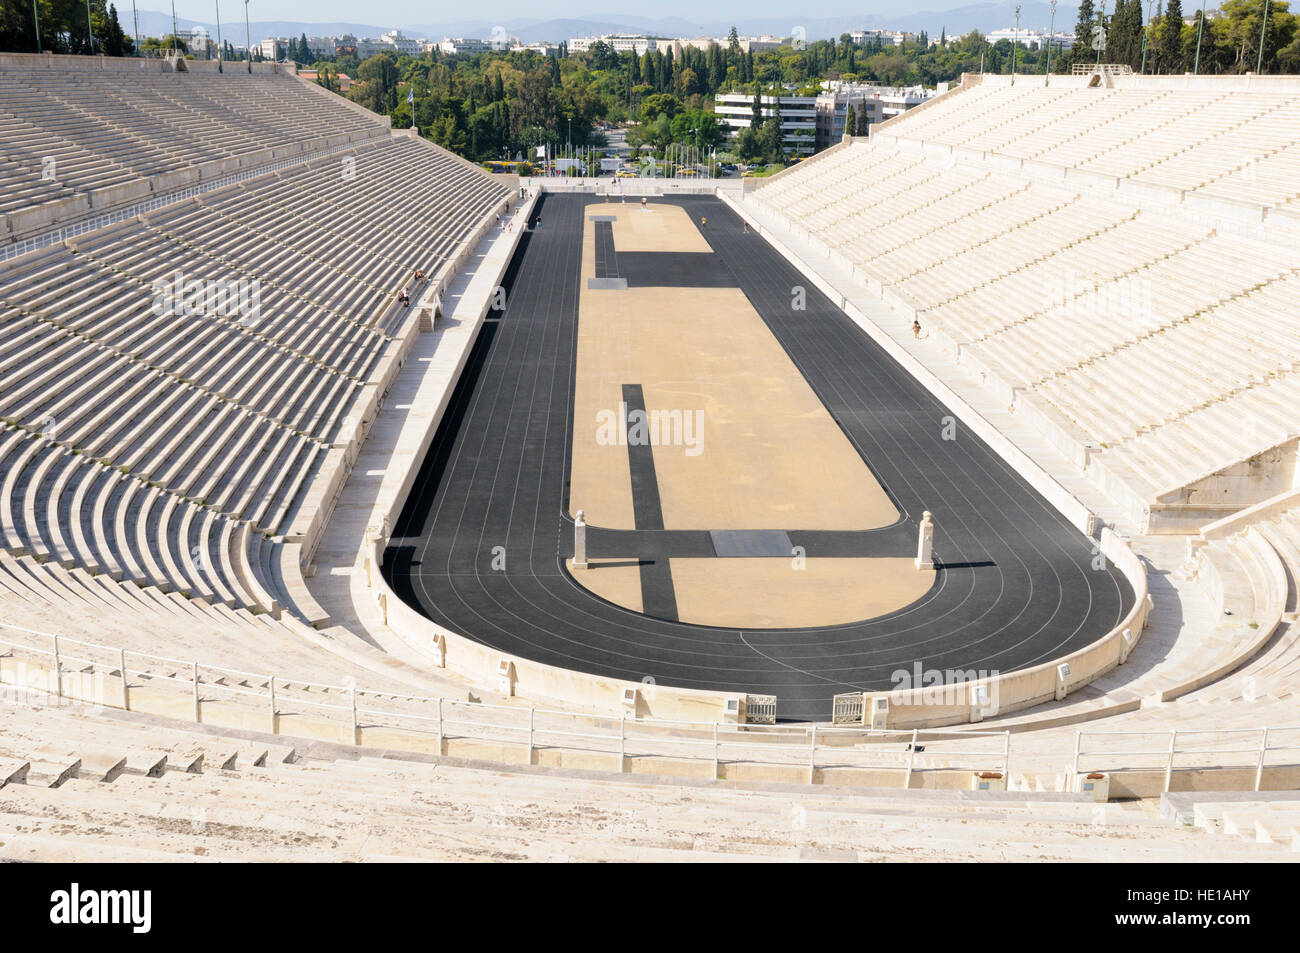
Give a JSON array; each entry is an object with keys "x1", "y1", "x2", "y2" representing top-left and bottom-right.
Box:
[
  {"x1": 1160, "y1": 0, "x2": 1186, "y2": 73},
  {"x1": 1069, "y1": 0, "x2": 1098, "y2": 68}
]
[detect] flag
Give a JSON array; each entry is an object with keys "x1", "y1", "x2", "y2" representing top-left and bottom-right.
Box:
[
  {"x1": 407, "y1": 89, "x2": 414, "y2": 105},
  {"x1": 536, "y1": 145, "x2": 546, "y2": 158}
]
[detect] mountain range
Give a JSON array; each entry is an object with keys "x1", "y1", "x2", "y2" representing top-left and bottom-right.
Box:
[{"x1": 129, "y1": 3, "x2": 1079, "y2": 49}]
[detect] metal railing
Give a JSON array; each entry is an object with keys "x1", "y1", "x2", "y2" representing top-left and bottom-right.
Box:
[
  {"x1": 1071, "y1": 63, "x2": 1136, "y2": 76},
  {"x1": 1, "y1": 620, "x2": 1296, "y2": 791},
  {"x1": 2, "y1": 136, "x2": 383, "y2": 263},
  {"x1": 1073, "y1": 727, "x2": 1300, "y2": 793},
  {"x1": 0, "y1": 621, "x2": 1014, "y2": 783}
]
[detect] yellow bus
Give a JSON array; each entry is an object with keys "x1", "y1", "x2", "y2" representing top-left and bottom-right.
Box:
[{"x1": 482, "y1": 160, "x2": 533, "y2": 174}]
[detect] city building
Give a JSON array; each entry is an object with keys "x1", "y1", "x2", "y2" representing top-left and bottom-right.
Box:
[
  {"x1": 380, "y1": 30, "x2": 422, "y2": 56},
  {"x1": 738, "y1": 35, "x2": 790, "y2": 52},
  {"x1": 569, "y1": 34, "x2": 661, "y2": 56},
  {"x1": 849, "y1": 29, "x2": 920, "y2": 47},
  {"x1": 513, "y1": 41, "x2": 559, "y2": 56},
  {"x1": 814, "y1": 82, "x2": 936, "y2": 148},
  {"x1": 986, "y1": 28, "x2": 1074, "y2": 50},
  {"x1": 177, "y1": 26, "x2": 215, "y2": 58},
  {"x1": 672, "y1": 34, "x2": 791, "y2": 53},
  {"x1": 713, "y1": 92, "x2": 817, "y2": 156},
  {"x1": 305, "y1": 36, "x2": 336, "y2": 58},
  {"x1": 259, "y1": 37, "x2": 287, "y2": 60},
  {"x1": 439, "y1": 37, "x2": 491, "y2": 55}
]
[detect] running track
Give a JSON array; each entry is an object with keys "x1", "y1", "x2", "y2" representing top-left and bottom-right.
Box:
[{"x1": 383, "y1": 194, "x2": 1133, "y2": 721}]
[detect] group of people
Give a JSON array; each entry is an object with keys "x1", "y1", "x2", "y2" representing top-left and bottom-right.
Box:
[
  {"x1": 397, "y1": 269, "x2": 429, "y2": 308},
  {"x1": 497, "y1": 203, "x2": 527, "y2": 233}
]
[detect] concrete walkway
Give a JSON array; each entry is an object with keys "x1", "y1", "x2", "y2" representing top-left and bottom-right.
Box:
[{"x1": 306, "y1": 195, "x2": 538, "y2": 699}]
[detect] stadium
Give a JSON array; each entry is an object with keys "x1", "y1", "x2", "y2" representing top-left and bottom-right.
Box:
[{"x1": 1, "y1": 20, "x2": 1299, "y2": 868}]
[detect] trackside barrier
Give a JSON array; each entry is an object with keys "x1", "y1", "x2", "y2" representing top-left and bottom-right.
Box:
[
  {"x1": 827, "y1": 525, "x2": 1149, "y2": 730},
  {"x1": 522, "y1": 178, "x2": 743, "y2": 196}
]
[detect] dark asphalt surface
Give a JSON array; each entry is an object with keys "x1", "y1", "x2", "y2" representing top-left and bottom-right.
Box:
[{"x1": 383, "y1": 193, "x2": 1132, "y2": 721}]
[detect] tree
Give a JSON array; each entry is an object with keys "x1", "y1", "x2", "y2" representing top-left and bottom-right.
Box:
[
  {"x1": 349, "y1": 52, "x2": 399, "y2": 113},
  {"x1": 1160, "y1": 0, "x2": 1187, "y2": 72},
  {"x1": 1185, "y1": 7, "x2": 1221, "y2": 71},
  {"x1": 639, "y1": 92, "x2": 682, "y2": 122},
  {"x1": 864, "y1": 52, "x2": 910, "y2": 84},
  {"x1": 1069, "y1": 0, "x2": 1099, "y2": 68},
  {"x1": 1215, "y1": 0, "x2": 1297, "y2": 72},
  {"x1": 584, "y1": 39, "x2": 617, "y2": 71},
  {"x1": 100, "y1": 3, "x2": 132, "y2": 56},
  {"x1": 1, "y1": 0, "x2": 139, "y2": 54},
  {"x1": 755, "y1": 117, "x2": 784, "y2": 162},
  {"x1": 316, "y1": 64, "x2": 340, "y2": 93},
  {"x1": 1108, "y1": 0, "x2": 1145, "y2": 67},
  {"x1": 669, "y1": 109, "x2": 724, "y2": 151}
]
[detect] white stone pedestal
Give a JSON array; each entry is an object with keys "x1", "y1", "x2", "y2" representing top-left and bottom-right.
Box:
[{"x1": 915, "y1": 510, "x2": 935, "y2": 570}]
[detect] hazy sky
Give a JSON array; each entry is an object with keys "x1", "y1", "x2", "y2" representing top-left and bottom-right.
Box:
[{"x1": 166, "y1": 0, "x2": 985, "y2": 28}]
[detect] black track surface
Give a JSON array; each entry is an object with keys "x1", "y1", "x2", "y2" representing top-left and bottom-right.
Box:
[{"x1": 384, "y1": 194, "x2": 1132, "y2": 721}]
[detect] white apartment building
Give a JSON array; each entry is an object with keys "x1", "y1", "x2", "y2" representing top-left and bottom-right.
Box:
[
  {"x1": 713, "y1": 92, "x2": 817, "y2": 156},
  {"x1": 569, "y1": 34, "x2": 660, "y2": 56},
  {"x1": 380, "y1": 30, "x2": 422, "y2": 56},
  {"x1": 986, "y1": 28, "x2": 1074, "y2": 49},
  {"x1": 740, "y1": 35, "x2": 790, "y2": 52},
  {"x1": 674, "y1": 34, "x2": 791, "y2": 53},
  {"x1": 178, "y1": 26, "x2": 215, "y2": 57},
  {"x1": 439, "y1": 37, "x2": 491, "y2": 55},
  {"x1": 850, "y1": 29, "x2": 921, "y2": 46},
  {"x1": 513, "y1": 42, "x2": 559, "y2": 56},
  {"x1": 259, "y1": 37, "x2": 287, "y2": 60},
  {"x1": 814, "y1": 82, "x2": 935, "y2": 148},
  {"x1": 306, "y1": 36, "x2": 336, "y2": 57}
]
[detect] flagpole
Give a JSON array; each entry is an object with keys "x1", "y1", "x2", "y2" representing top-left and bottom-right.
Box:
[
  {"x1": 1012, "y1": 4, "x2": 1020, "y2": 84},
  {"x1": 244, "y1": 0, "x2": 251, "y2": 73},
  {"x1": 32, "y1": 0, "x2": 41, "y2": 53},
  {"x1": 1045, "y1": 0, "x2": 1057, "y2": 86},
  {"x1": 1193, "y1": 0, "x2": 1206, "y2": 74},
  {"x1": 1096, "y1": 0, "x2": 1105, "y2": 68},
  {"x1": 215, "y1": 0, "x2": 224, "y2": 70},
  {"x1": 1257, "y1": 0, "x2": 1271, "y2": 74}
]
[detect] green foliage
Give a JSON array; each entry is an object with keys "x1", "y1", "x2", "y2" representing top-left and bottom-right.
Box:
[
  {"x1": 668, "y1": 109, "x2": 725, "y2": 151},
  {"x1": 2, "y1": 0, "x2": 135, "y2": 55},
  {"x1": 1159, "y1": 0, "x2": 1188, "y2": 73},
  {"x1": 639, "y1": 92, "x2": 683, "y2": 122}
]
